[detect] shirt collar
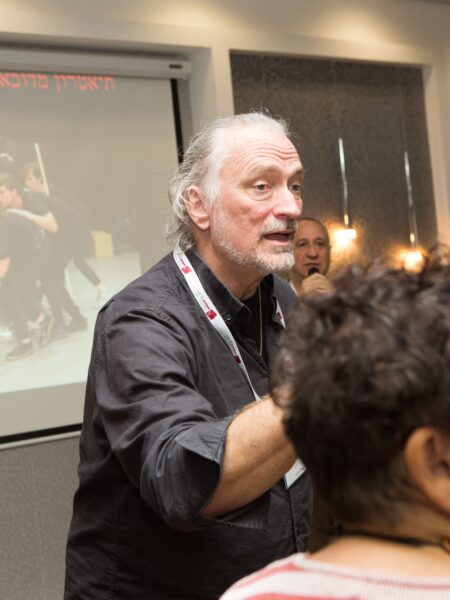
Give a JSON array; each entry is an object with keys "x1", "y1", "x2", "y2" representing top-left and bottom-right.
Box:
[{"x1": 185, "y1": 249, "x2": 279, "y2": 326}]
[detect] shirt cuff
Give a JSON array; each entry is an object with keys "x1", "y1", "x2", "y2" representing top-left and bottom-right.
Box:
[{"x1": 161, "y1": 416, "x2": 270, "y2": 531}]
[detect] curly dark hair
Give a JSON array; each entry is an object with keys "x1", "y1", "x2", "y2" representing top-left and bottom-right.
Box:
[{"x1": 273, "y1": 252, "x2": 450, "y2": 525}]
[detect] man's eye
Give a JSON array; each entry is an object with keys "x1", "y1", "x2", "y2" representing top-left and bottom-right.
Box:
[
  {"x1": 289, "y1": 183, "x2": 302, "y2": 195},
  {"x1": 254, "y1": 183, "x2": 269, "y2": 192}
]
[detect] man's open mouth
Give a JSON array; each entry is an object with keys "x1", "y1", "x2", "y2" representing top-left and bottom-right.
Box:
[{"x1": 263, "y1": 231, "x2": 294, "y2": 242}]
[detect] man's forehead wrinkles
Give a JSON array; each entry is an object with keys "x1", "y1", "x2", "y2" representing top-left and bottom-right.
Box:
[
  {"x1": 238, "y1": 143, "x2": 299, "y2": 160},
  {"x1": 240, "y1": 159, "x2": 303, "y2": 178},
  {"x1": 234, "y1": 152, "x2": 302, "y2": 174},
  {"x1": 221, "y1": 133, "x2": 302, "y2": 179}
]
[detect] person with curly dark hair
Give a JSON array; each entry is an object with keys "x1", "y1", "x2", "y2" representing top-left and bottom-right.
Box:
[{"x1": 221, "y1": 255, "x2": 450, "y2": 599}]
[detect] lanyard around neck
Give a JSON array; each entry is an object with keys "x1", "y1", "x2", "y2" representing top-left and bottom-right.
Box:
[
  {"x1": 173, "y1": 244, "x2": 267, "y2": 400},
  {"x1": 173, "y1": 244, "x2": 304, "y2": 489}
]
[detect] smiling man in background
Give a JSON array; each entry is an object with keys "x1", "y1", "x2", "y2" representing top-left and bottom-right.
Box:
[{"x1": 65, "y1": 113, "x2": 312, "y2": 600}]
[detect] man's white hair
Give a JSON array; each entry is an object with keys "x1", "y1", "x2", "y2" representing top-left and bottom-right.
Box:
[{"x1": 167, "y1": 112, "x2": 291, "y2": 250}]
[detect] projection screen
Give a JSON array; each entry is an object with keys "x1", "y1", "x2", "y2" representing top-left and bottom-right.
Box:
[{"x1": 0, "y1": 50, "x2": 186, "y2": 446}]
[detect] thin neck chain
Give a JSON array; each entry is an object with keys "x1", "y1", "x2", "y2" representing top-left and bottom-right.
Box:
[
  {"x1": 344, "y1": 529, "x2": 450, "y2": 554},
  {"x1": 258, "y1": 285, "x2": 263, "y2": 356}
]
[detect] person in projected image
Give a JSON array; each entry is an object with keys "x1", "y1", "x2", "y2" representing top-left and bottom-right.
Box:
[
  {"x1": 65, "y1": 112, "x2": 312, "y2": 600},
  {"x1": 0, "y1": 207, "x2": 55, "y2": 360},
  {"x1": 290, "y1": 217, "x2": 333, "y2": 296},
  {"x1": 23, "y1": 162, "x2": 108, "y2": 308},
  {"x1": 0, "y1": 306, "x2": 13, "y2": 339},
  {"x1": 220, "y1": 252, "x2": 450, "y2": 600},
  {"x1": 0, "y1": 171, "x2": 88, "y2": 338}
]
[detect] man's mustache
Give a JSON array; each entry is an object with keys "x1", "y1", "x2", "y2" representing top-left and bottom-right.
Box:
[{"x1": 260, "y1": 219, "x2": 297, "y2": 237}]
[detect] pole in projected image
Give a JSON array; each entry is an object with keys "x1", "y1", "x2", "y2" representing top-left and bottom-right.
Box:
[{"x1": 34, "y1": 142, "x2": 50, "y2": 196}]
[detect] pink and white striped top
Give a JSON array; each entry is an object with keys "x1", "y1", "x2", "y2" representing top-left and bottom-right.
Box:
[{"x1": 219, "y1": 553, "x2": 450, "y2": 600}]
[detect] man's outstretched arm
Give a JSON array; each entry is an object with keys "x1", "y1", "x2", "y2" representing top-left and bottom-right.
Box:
[{"x1": 201, "y1": 395, "x2": 296, "y2": 517}]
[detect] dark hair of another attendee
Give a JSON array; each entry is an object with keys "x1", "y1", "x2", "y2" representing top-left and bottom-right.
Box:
[{"x1": 273, "y1": 247, "x2": 450, "y2": 527}]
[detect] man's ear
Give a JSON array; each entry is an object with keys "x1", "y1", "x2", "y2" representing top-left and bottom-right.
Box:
[
  {"x1": 404, "y1": 427, "x2": 450, "y2": 515},
  {"x1": 184, "y1": 186, "x2": 210, "y2": 231}
]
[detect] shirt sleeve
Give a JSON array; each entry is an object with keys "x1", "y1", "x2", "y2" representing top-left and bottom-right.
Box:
[{"x1": 93, "y1": 303, "x2": 238, "y2": 531}]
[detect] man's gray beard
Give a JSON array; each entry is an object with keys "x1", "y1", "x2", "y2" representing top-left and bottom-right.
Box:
[
  {"x1": 212, "y1": 213, "x2": 296, "y2": 275},
  {"x1": 219, "y1": 240, "x2": 295, "y2": 274}
]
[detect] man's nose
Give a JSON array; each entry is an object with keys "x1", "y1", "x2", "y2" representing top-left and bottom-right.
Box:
[{"x1": 273, "y1": 187, "x2": 302, "y2": 220}]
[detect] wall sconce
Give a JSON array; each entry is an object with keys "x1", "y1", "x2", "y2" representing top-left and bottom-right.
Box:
[
  {"x1": 335, "y1": 136, "x2": 357, "y2": 246},
  {"x1": 403, "y1": 249, "x2": 425, "y2": 272},
  {"x1": 397, "y1": 69, "x2": 424, "y2": 272},
  {"x1": 402, "y1": 149, "x2": 424, "y2": 271},
  {"x1": 333, "y1": 226, "x2": 357, "y2": 246},
  {"x1": 331, "y1": 61, "x2": 358, "y2": 248},
  {"x1": 403, "y1": 150, "x2": 419, "y2": 248}
]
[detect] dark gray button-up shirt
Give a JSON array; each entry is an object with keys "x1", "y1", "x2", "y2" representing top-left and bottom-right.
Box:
[{"x1": 65, "y1": 250, "x2": 311, "y2": 600}]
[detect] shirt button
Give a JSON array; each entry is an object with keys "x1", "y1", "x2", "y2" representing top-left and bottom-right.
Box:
[{"x1": 225, "y1": 314, "x2": 233, "y2": 323}]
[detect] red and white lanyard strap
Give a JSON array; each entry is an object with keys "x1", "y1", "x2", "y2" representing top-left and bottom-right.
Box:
[
  {"x1": 173, "y1": 244, "x2": 305, "y2": 488},
  {"x1": 173, "y1": 244, "x2": 261, "y2": 400}
]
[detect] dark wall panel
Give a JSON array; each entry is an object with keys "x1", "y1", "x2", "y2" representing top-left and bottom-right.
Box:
[
  {"x1": 333, "y1": 61, "x2": 409, "y2": 266},
  {"x1": 230, "y1": 53, "x2": 437, "y2": 274}
]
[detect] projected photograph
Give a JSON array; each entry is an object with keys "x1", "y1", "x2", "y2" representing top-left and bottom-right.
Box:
[
  {"x1": 0, "y1": 139, "x2": 140, "y2": 391},
  {"x1": 0, "y1": 67, "x2": 178, "y2": 442}
]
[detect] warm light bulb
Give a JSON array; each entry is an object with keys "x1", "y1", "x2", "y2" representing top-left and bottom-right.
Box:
[
  {"x1": 403, "y1": 250, "x2": 424, "y2": 272},
  {"x1": 334, "y1": 227, "x2": 357, "y2": 246}
]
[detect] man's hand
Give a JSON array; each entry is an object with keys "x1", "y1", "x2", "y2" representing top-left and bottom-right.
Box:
[{"x1": 299, "y1": 273, "x2": 333, "y2": 296}]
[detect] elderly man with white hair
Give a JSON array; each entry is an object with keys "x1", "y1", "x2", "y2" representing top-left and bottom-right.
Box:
[{"x1": 64, "y1": 112, "x2": 312, "y2": 600}]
